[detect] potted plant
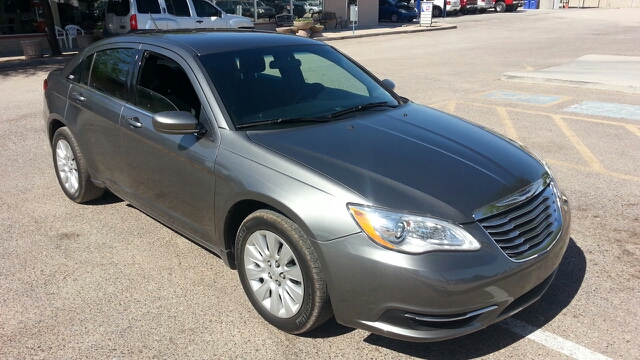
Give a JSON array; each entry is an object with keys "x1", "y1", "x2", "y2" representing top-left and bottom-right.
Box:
[{"x1": 293, "y1": 17, "x2": 314, "y2": 30}]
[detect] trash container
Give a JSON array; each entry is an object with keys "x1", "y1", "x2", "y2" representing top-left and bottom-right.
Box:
[
  {"x1": 20, "y1": 40, "x2": 44, "y2": 60},
  {"x1": 523, "y1": 0, "x2": 530, "y2": 8},
  {"x1": 531, "y1": 0, "x2": 539, "y2": 7}
]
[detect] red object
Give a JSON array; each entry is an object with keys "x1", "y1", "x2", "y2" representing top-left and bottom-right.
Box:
[
  {"x1": 43, "y1": 79, "x2": 48, "y2": 92},
  {"x1": 130, "y1": 14, "x2": 138, "y2": 30}
]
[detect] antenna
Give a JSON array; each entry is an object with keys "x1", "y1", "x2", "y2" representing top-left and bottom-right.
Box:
[{"x1": 149, "y1": 12, "x2": 160, "y2": 30}]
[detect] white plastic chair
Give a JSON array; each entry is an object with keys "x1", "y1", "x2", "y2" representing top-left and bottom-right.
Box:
[
  {"x1": 55, "y1": 26, "x2": 68, "y2": 49},
  {"x1": 65, "y1": 25, "x2": 84, "y2": 49}
]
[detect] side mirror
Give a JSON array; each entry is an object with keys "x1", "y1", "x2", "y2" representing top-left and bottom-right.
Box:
[
  {"x1": 152, "y1": 111, "x2": 200, "y2": 135},
  {"x1": 381, "y1": 78, "x2": 396, "y2": 91}
]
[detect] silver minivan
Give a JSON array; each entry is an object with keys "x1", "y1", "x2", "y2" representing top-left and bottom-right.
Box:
[{"x1": 104, "y1": 0, "x2": 254, "y2": 35}]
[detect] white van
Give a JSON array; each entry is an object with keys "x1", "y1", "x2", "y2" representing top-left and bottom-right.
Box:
[{"x1": 104, "y1": 0, "x2": 254, "y2": 35}]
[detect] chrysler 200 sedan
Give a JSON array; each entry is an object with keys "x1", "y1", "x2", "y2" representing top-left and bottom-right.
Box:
[{"x1": 43, "y1": 30, "x2": 570, "y2": 342}]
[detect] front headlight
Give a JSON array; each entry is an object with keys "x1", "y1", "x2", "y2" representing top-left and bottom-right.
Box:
[
  {"x1": 348, "y1": 204, "x2": 481, "y2": 254},
  {"x1": 398, "y1": 8, "x2": 407, "y2": 12}
]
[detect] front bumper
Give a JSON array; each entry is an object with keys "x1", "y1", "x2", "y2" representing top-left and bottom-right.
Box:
[
  {"x1": 312, "y1": 203, "x2": 570, "y2": 342},
  {"x1": 398, "y1": 12, "x2": 419, "y2": 21}
]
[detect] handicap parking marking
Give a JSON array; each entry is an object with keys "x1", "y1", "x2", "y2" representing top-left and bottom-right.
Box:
[
  {"x1": 565, "y1": 101, "x2": 640, "y2": 121},
  {"x1": 479, "y1": 90, "x2": 570, "y2": 106}
]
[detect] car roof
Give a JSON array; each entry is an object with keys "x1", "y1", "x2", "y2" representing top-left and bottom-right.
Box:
[{"x1": 98, "y1": 30, "x2": 325, "y2": 55}]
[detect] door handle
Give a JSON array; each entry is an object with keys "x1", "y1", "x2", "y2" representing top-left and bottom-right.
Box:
[
  {"x1": 124, "y1": 115, "x2": 143, "y2": 128},
  {"x1": 70, "y1": 92, "x2": 85, "y2": 102},
  {"x1": 196, "y1": 20, "x2": 204, "y2": 23}
]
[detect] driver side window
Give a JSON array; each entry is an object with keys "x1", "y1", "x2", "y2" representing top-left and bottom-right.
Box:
[{"x1": 134, "y1": 51, "x2": 201, "y2": 118}]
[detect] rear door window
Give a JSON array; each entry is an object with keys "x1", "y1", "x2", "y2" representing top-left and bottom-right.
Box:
[
  {"x1": 88, "y1": 48, "x2": 137, "y2": 100},
  {"x1": 166, "y1": 0, "x2": 191, "y2": 16}
]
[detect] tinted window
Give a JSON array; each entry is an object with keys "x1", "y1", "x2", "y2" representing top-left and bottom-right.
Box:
[
  {"x1": 106, "y1": 0, "x2": 130, "y2": 16},
  {"x1": 67, "y1": 55, "x2": 94, "y2": 85},
  {"x1": 166, "y1": 0, "x2": 191, "y2": 16},
  {"x1": 136, "y1": 0, "x2": 161, "y2": 14},
  {"x1": 194, "y1": 0, "x2": 220, "y2": 16},
  {"x1": 200, "y1": 45, "x2": 397, "y2": 127},
  {"x1": 89, "y1": 48, "x2": 136, "y2": 100},
  {"x1": 135, "y1": 51, "x2": 201, "y2": 117}
]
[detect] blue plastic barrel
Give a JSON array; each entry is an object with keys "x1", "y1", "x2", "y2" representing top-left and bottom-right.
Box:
[{"x1": 530, "y1": 0, "x2": 539, "y2": 8}]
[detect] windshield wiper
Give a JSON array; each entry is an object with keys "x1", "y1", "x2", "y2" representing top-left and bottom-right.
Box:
[
  {"x1": 236, "y1": 117, "x2": 331, "y2": 129},
  {"x1": 327, "y1": 102, "x2": 398, "y2": 119}
]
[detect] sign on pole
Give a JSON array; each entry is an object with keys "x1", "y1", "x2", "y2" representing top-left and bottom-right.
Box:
[{"x1": 420, "y1": 1, "x2": 433, "y2": 26}]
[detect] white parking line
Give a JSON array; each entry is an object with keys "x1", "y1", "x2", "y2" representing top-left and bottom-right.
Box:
[{"x1": 501, "y1": 318, "x2": 612, "y2": 360}]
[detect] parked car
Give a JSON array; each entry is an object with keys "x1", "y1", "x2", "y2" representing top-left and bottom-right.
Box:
[
  {"x1": 242, "y1": 0, "x2": 276, "y2": 18},
  {"x1": 494, "y1": 0, "x2": 522, "y2": 11},
  {"x1": 460, "y1": 0, "x2": 493, "y2": 13},
  {"x1": 302, "y1": 0, "x2": 322, "y2": 13},
  {"x1": 43, "y1": 30, "x2": 570, "y2": 342},
  {"x1": 104, "y1": 0, "x2": 254, "y2": 35},
  {"x1": 263, "y1": 0, "x2": 306, "y2": 17},
  {"x1": 379, "y1": 0, "x2": 418, "y2": 22},
  {"x1": 430, "y1": 0, "x2": 461, "y2": 16}
]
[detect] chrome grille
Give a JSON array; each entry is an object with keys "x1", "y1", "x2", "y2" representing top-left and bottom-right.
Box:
[{"x1": 478, "y1": 183, "x2": 562, "y2": 261}]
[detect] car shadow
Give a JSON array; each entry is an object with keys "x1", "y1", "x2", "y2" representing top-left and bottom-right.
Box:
[
  {"x1": 307, "y1": 238, "x2": 586, "y2": 359},
  {"x1": 85, "y1": 190, "x2": 124, "y2": 205}
]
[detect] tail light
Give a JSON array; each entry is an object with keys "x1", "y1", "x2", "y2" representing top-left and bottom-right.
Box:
[
  {"x1": 447, "y1": 0, "x2": 451, "y2": 4},
  {"x1": 43, "y1": 79, "x2": 48, "y2": 92},
  {"x1": 130, "y1": 14, "x2": 138, "y2": 30}
]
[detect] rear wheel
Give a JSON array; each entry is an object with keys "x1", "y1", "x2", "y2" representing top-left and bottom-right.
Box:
[
  {"x1": 391, "y1": 13, "x2": 399, "y2": 22},
  {"x1": 495, "y1": 1, "x2": 506, "y2": 12},
  {"x1": 52, "y1": 127, "x2": 104, "y2": 203},
  {"x1": 236, "y1": 210, "x2": 333, "y2": 334},
  {"x1": 433, "y1": 6, "x2": 443, "y2": 17}
]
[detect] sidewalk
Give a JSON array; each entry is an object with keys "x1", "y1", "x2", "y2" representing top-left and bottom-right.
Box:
[
  {"x1": 316, "y1": 22, "x2": 456, "y2": 41},
  {"x1": 502, "y1": 55, "x2": 640, "y2": 94}
]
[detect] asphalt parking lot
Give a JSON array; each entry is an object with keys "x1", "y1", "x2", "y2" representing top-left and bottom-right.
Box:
[{"x1": 1, "y1": 8, "x2": 639, "y2": 359}]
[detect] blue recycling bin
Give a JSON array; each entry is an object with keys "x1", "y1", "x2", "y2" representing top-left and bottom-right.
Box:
[
  {"x1": 523, "y1": 0, "x2": 531, "y2": 8},
  {"x1": 530, "y1": 0, "x2": 539, "y2": 8}
]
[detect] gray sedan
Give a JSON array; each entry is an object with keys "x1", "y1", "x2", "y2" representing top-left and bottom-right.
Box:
[{"x1": 43, "y1": 30, "x2": 570, "y2": 342}]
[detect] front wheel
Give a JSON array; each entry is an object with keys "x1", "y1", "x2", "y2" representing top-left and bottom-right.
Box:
[
  {"x1": 236, "y1": 210, "x2": 333, "y2": 334},
  {"x1": 495, "y1": 1, "x2": 506, "y2": 12},
  {"x1": 390, "y1": 13, "x2": 399, "y2": 22},
  {"x1": 433, "y1": 6, "x2": 443, "y2": 17},
  {"x1": 52, "y1": 127, "x2": 104, "y2": 203}
]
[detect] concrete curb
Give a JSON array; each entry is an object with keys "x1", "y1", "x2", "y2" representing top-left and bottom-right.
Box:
[{"x1": 318, "y1": 24, "x2": 457, "y2": 41}]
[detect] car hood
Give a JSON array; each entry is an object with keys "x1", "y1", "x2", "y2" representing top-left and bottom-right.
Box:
[{"x1": 246, "y1": 103, "x2": 547, "y2": 223}]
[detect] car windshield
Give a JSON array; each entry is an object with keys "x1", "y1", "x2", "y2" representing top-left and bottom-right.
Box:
[{"x1": 199, "y1": 44, "x2": 399, "y2": 129}]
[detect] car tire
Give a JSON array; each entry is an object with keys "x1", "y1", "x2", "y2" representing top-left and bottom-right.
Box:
[
  {"x1": 391, "y1": 13, "x2": 399, "y2": 22},
  {"x1": 433, "y1": 6, "x2": 443, "y2": 17},
  {"x1": 236, "y1": 209, "x2": 333, "y2": 334},
  {"x1": 495, "y1": 1, "x2": 506, "y2": 12},
  {"x1": 52, "y1": 127, "x2": 104, "y2": 203}
]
